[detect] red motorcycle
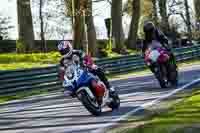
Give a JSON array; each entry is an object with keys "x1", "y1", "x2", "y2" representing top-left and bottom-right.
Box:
[{"x1": 145, "y1": 47, "x2": 178, "y2": 88}]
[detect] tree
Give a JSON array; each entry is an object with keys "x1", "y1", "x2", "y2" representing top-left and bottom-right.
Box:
[
  {"x1": 183, "y1": 0, "x2": 192, "y2": 41},
  {"x1": 152, "y1": 0, "x2": 158, "y2": 25},
  {"x1": 124, "y1": 0, "x2": 154, "y2": 39},
  {"x1": 158, "y1": 0, "x2": 170, "y2": 34},
  {"x1": 32, "y1": 0, "x2": 70, "y2": 40},
  {"x1": 39, "y1": 0, "x2": 46, "y2": 52},
  {"x1": 0, "y1": 15, "x2": 14, "y2": 39},
  {"x1": 111, "y1": 0, "x2": 124, "y2": 53},
  {"x1": 65, "y1": 0, "x2": 97, "y2": 56},
  {"x1": 17, "y1": 0, "x2": 35, "y2": 52},
  {"x1": 142, "y1": 0, "x2": 153, "y2": 18},
  {"x1": 169, "y1": 16, "x2": 181, "y2": 40},
  {"x1": 168, "y1": 0, "x2": 192, "y2": 41},
  {"x1": 127, "y1": 0, "x2": 141, "y2": 49},
  {"x1": 84, "y1": 0, "x2": 97, "y2": 56},
  {"x1": 123, "y1": 0, "x2": 132, "y2": 15},
  {"x1": 194, "y1": 0, "x2": 200, "y2": 28},
  {"x1": 65, "y1": 0, "x2": 86, "y2": 50}
]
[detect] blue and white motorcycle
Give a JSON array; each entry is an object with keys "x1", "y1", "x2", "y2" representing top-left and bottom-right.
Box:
[{"x1": 62, "y1": 56, "x2": 120, "y2": 116}]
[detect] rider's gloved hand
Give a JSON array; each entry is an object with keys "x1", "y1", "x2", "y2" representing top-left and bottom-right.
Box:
[{"x1": 83, "y1": 55, "x2": 94, "y2": 66}]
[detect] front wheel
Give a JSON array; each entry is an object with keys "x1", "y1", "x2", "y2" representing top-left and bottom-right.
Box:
[
  {"x1": 77, "y1": 90, "x2": 102, "y2": 116},
  {"x1": 154, "y1": 65, "x2": 168, "y2": 88},
  {"x1": 168, "y1": 63, "x2": 178, "y2": 87}
]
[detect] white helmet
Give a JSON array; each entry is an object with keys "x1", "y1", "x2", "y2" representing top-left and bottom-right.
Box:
[{"x1": 57, "y1": 40, "x2": 73, "y2": 56}]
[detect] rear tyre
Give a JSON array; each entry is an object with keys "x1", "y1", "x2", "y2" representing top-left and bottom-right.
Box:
[
  {"x1": 108, "y1": 91, "x2": 120, "y2": 110},
  {"x1": 78, "y1": 90, "x2": 102, "y2": 116}
]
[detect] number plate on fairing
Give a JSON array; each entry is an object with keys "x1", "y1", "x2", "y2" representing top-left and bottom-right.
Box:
[{"x1": 149, "y1": 50, "x2": 160, "y2": 62}]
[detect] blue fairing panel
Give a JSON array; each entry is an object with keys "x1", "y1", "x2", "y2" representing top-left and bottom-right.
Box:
[{"x1": 76, "y1": 71, "x2": 95, "y2": 88}]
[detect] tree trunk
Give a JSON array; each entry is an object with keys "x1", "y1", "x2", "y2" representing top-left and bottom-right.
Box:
[
  {"x1": 127, "y1": 0, "x2": 141, "y2": 49},
  {"x1": 152, "y1": 0, "x2": 158, "y2": 25},
  {"x1": 17, "y1": 0, "x2": 35, "y2": 52},
  {"x1": 64, "y1": 0, "x2": 84, "y2": 49},
  {"x1": 73, "y1": 0, "x2": 85, "y2": 49},
  {"x1": 194, "y1": 0, "x2": 200, "y2": 29},
  {"x1": 158, "y1": 0, "x2": 170, "y2": 34},
  {"x1": 111, "y1": 0, "x2": 124, "y2": 53},
  {"x1": 85, "y1": 0, "x2": 97, "y2": 57},
  {"x1": 184, "y1": 0, "x2": 192, "y2": 41},
  {"x1": 39, "y1": 0, "x2": 46, "y2": 52},
  {"x1": 74, "y1": 16, "x2": 84, "y2": 49},
  {"x1": 142, "y1": 0, "x2": 154, "y2": 20},
  {"x1": 64, "y1": 0, "x2": 75, "y2": 40}
]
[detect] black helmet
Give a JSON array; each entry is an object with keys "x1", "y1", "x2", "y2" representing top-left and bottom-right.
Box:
[{"x1": 143, "y1": 21, "x2": 155, "y2": 33}]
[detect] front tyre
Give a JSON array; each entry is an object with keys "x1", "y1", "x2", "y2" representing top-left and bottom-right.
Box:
[
  {"x1": 168, "y1": 63, "x2": 178, "y2": 87},
  {"x1": 154, "y1": 65, "x2": 168, "y2": 88},
  {"x1": 77, "y1": 90, "x2": 102, "y2": 116}
]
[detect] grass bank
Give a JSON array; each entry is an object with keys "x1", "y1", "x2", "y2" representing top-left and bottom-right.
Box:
[
  {"x1": 0, "y1": 51, "x2": 139, "y2": 70},
  {"x1": 0, "y1": 52, "x2": 61, "y2": 70},
  {"x1": 0, "y1": 50, "x2": 198, "y2": 70},
  {"x1": 115, "y1": 88, "x2": 200, "y2": 133}
]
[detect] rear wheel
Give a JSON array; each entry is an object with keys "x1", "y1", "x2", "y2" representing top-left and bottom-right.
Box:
[
  {"x1": 108, "y1": 91, "x2": 120, "y2": 110},
  {"x1": 77, "y1": 90, "x2": 102, "y2": 116}
]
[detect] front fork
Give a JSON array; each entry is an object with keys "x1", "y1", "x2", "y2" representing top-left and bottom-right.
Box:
[{"x1": 153, "y1": 63, "x2": 168, "y2": 82}]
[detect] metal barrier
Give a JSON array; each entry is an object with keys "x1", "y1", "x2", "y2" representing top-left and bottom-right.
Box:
[
  {"x1": 0, "y1": 45, "x2": 200, "y2": 96},
  {"x1": 0, "y1": 66, "x2": 61, "y2": 96},
  {"x1": 95, "y1": 45, "x2": 200, "y2": 75}
]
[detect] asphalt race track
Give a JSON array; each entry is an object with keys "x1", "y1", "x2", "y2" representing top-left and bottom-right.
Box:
[{"x1": 0, "y1": 65, "x2": 200, "y2": 133}]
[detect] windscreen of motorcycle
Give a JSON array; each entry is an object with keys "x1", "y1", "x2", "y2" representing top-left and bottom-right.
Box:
[
  {"x1": 64, "y1": 61, "x2": 75, "y2": 80},
  {"x1": 64, "y1": 59, "x2": 83, "y2": 81}
]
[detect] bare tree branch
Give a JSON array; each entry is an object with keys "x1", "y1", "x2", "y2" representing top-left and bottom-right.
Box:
[{"x1": 92, "y1": 0, "x2": 111, "y2": 4}]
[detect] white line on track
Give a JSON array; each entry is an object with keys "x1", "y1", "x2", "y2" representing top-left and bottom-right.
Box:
[{"x1": 92, "y1": 78, "x2": 200, "y2": 133}]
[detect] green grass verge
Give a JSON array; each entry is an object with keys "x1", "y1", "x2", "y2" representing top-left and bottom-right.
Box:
[
  {"x1": 0, "y1": 50, "x2": 139, "y2": 64},
  {"x1": 101, "y1": 49, "x2": 140, "y2": 58},
  {"x1": 0, "y1": 62, "x2": 49, "y2": 70},
  {"x1": 121, "y1": 88, "x2": 200, "y2": 133},
  {"x1": 0, "y1": 52, "x2": 61, "y2": 64},
  {"x1": 0, "y1": 51, "x2": 140, "y2": 70},
  {"x1": 0, "y1": 52, "x2": 61, "y2": 70}
]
